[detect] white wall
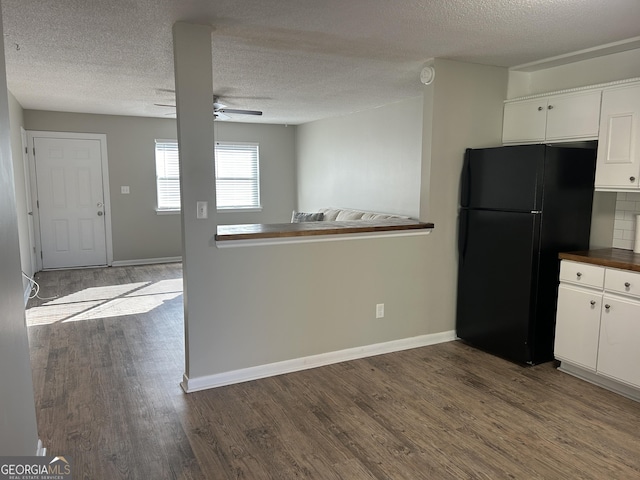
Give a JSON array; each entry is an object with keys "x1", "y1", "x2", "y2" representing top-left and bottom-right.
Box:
[
  {"x1": 0, "y1": 2, "x2": 39, "y2": 453},
  {"x1": 23, "y1": 111, "x2": 297, "y2": 262},
  {"x1": 296, "y1": 97, "x2": 422, "y2": 218},
  {"x1": 507, "y1": 48, "x2": 640, "y2": 99}
]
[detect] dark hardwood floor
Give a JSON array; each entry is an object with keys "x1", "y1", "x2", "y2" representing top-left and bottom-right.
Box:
[{"x1": 26, "y1": 264, "x2": 640, "y2": 479}]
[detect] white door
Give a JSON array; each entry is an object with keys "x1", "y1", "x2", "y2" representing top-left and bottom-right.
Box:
[{"x1": 34, "y1": 136, "x2": 108, "y2": 269}]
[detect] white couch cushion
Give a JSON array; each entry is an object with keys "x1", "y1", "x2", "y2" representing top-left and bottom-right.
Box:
[{"x1": 318, "y1": 207, "x2": 409, "y2": 221}]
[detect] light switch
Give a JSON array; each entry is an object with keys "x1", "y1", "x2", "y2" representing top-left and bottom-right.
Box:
[
  {"x1": 196, "y1": 201, "x2": 208, "y2": 219},
  {"x1": 121, "y1": 186, "x2": 130, "y2": 194}
]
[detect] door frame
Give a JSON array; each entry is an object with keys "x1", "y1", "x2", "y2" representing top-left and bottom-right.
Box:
[
  {"x1": 20, "y1": 127, "x2": 37, "y2": 276},
  {"x1": 27, "y1": 130, "x2": 113, "y2": 271}
]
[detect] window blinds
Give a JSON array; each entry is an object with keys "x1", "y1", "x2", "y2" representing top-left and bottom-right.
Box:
[
  {"x1": 154, "y1": 140, "x2": 260, "y2": 211},
  {"x1": 214, "y1": 142, "x2": 260, "y2": 209},
  {"x1": 155, "y1": 140, "x2": 181, "y2": 210}
]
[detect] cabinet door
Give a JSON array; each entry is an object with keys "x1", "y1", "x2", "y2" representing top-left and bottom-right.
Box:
[
  {"x1": 502, "y1": 98, "x2": 547, "y2": 144},
  {"x1": 595, "y1": 84, "x2": 640, "y2": 190},
  {"x1": 597, "y1": 295, "x2": 640, "y2": 388},
  {"x1": 554, "y1": 284, "x2": 602, "y2": 371},
  {"x1": 545, "y1": 91, "x2": 601, "y2": 142}
]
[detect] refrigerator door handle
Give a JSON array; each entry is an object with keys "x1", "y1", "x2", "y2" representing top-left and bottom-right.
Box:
[
  {"x1": 458, "y1": 209, "x2": 469, "y2": 260},
  {"x1": 460, "y1": 149, "x2": 471, "y2": 207},
  {"x1": 531, "y1": 210, "x2": 542, "y2": 214}
]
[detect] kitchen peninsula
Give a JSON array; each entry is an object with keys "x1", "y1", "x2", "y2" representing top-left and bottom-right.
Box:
[{"x1": 215, "y1": 218, "x2": 434, "y2": 246}]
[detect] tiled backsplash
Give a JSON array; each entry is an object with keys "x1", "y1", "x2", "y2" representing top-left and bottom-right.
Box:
[{"x1": 613, "y1": 192, "x2": 640, "y2": 250}]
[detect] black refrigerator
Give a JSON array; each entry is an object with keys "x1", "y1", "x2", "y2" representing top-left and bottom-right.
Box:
[{"x1": 456, "y1": 144, "x2": 596, "y2": 365}]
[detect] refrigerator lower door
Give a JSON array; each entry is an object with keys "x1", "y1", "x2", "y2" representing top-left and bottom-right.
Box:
[{"x1": 457, "y1": 209, "x2": 541, "y2": 364}]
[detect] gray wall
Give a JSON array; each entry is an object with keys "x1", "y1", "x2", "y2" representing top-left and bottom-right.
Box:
[
  {"x1": 296, "y1": 97, "x2": 423, "y2": 217},
  {"x1": 0, "y1": 4, "x2": 39, "y2": 453},
  {"x1": 8, "y1": 91, "x2": 32, "y2": 293},
  {"x1": 174, "y1": 23, "x2": 508, "y2": 387},
  {"x1": 420, "y1": 59, "x2": 508, "y2": 334},
  {"x1": 23, "y1": 111, "x2": 297, "y2": 262}
]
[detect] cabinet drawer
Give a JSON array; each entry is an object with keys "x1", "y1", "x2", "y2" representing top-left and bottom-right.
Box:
[
  {"x1": 605, "y1": 268, "x2": 640, "y2": 298},
  {"x1": 559, "y1": 261, "x2": 605, "y2": 288}
]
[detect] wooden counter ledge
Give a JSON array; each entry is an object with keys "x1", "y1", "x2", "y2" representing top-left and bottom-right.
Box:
[
  {"x1": 215, "y1": 219, "x2": 434, "y2": 242},
  {"x1": 559, "y1": 248, "x2": 640, "y2": 272}
]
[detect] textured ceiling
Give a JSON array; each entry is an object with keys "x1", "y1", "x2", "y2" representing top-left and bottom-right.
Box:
[{"x1": 2, "y1": 0, "x2": 640, "y2": 125}]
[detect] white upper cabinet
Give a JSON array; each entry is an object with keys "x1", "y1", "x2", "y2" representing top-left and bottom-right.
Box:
[
  {"x1": 595, "y1": 84, "x2": 640, "y2": 191},
  {"x1": 544, "y1": 91, "x2": 602, "y2": 142},
  {"x1": 503, "y1": 98, "x2": 547, "y2": 144},
  {"x1": 503, "y1": 90, "x2": 602, "y2": 144}
]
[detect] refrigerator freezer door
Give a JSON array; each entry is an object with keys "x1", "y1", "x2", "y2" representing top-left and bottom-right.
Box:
[
  {"x1": 457, "y1": 208, "x2": 541, "y2": 364},
  {"x1": 461, "y1": 145, "x2": 546, "y2": 212}
]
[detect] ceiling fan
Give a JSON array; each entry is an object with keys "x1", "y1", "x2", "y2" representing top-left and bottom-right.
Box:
[
  {"x1": 154, "y1": 96, "x2": 263, "y2": 120},
  {"x1": 213, "y1": 97, "x2": 262, "y2": 120}
]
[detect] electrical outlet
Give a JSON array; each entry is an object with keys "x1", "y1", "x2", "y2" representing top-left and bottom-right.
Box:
[{"x1": 376, "y1": 303, "x2": 384, "y2": 318}]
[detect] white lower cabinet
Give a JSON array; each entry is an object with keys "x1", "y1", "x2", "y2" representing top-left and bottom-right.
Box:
[
  {"x1": 554, "y1": 284, "x2": 601, "y2": 371},
  {"x1": 597, "y1": 295, "x2": 640, "y2": 388},
  {"x1": 554, "y1": 260, "x2": 640, "y2": 396}
]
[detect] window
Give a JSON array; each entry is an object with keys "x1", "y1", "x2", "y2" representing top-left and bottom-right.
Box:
[
  {"x1": 155, "y1": 140, "x2": 180, "y2": 211},
  {"x1": 214, "y1": 142, "x2": 260, "y2": 210},
  {"x1": 154, "y1": 140, "x2": 260, "y2": 211}
]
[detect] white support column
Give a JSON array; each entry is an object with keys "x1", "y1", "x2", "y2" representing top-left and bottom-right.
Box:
[{"x1": 172, "y1": 22, "x2": 216, "y2": 382}]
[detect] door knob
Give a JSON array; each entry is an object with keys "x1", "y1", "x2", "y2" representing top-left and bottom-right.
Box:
[{"x1": 97, "y1": 211, "x2": 104, "y2": 216}]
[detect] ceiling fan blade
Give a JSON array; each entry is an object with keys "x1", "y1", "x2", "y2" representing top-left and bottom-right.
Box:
[
  {"x1": 218, "y1": 108, "x2": 263, "y2": 116},
  {"x1": 154, "y1": 103, "x2": 176, "y2": 108}
]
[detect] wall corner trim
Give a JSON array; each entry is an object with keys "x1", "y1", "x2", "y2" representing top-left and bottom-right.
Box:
[{"x1": 180, "y1": 330, "x2": 457, "y2": 393}]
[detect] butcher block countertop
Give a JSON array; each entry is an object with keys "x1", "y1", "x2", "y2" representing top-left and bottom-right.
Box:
[
  {"x1": 559, "y1": 248, "x2": 640, "y2": 272},
  {"x1": 215, "y1": 219, "x2": 434, "y2": 242}
]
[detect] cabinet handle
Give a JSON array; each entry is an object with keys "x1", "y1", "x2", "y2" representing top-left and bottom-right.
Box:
[
  {"x1": 548, "y1": 105, "x2": 554, "y2": 110},
  {"x1": 590, "y1": 300, "x2": 596, "y2": 306},
  {"x1": 625, "y1": 282, "x2": 631, "y2": 288},
  {"x1": 537, "y1": 106, "x2": 544, "y2": 111},
  {"x1": 631, "y1": 176, "x2": 636, "y2": 182},
  {"x1": 605, "y1": 304, "x2": 611, "y2": 310},
  {"x1": 576, "y1": 272, "x2": 582, "y2": 278}
]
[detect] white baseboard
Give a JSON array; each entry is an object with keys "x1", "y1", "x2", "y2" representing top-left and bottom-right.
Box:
[
  {"x1": 111, "y1": 256, "x2": 182, "y2": 267},
  {"x1": 181, "y1": 330, "x2": 456, "y2": 393},
  {"x1": 36, "y1": 439, "x2": 46, "y2": 456},
  {"x1": 558, "y1": 361, "x2": 640, "y2": 402},
  {"x1": 24, "y1": 281, "x2": 33, "y2": 306}
]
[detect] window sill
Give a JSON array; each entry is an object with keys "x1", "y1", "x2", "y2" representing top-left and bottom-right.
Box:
[
  {"x1": 217, "y1": 207, "x2": 263, "y2": 213},
  {"x1": 156, "y1": 209, "x2": 181, "y2": 215}
]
